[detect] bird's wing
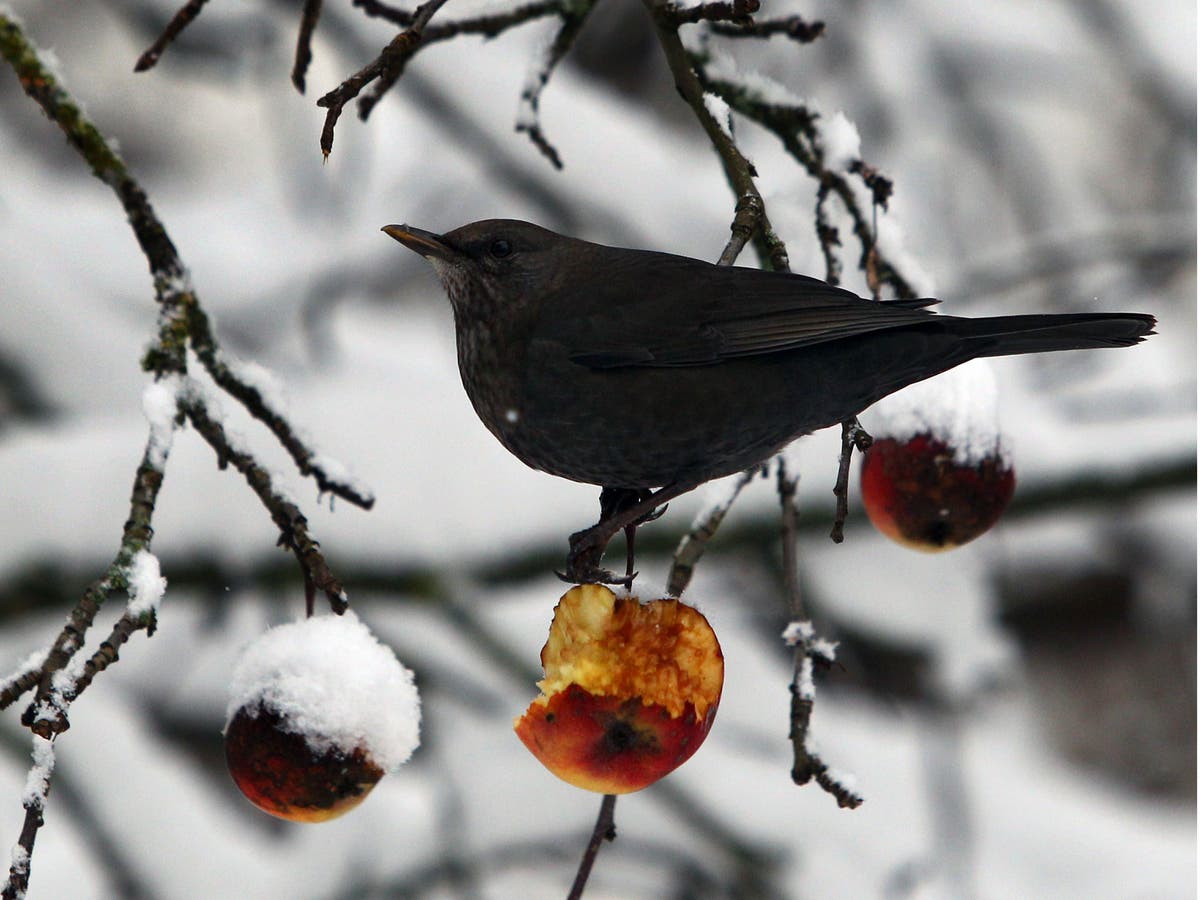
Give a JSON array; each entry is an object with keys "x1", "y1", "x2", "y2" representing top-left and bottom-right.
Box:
[{"x1": 534, "y1": 250, "x2": 940, "y2": 369}]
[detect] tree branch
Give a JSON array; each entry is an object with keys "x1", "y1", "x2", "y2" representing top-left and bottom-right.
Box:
[
  {"x1": 134, "y1": 0, "x2": 212, "y2": 72},
  {"x1": 646, "y1": 1, "x2": 789, "y2": 270},
  {"x1": 567, "y1": 793, "x2": 617, "y2": 900}
]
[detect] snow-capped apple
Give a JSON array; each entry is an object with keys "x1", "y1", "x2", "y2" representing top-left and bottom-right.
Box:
[
  {"x1": 224, "y1": 611, "x2": 420, "y2": 822},
  {"x1": 224, "y1": 702, "x2": 385, "y2": 823},
  {"x1": 860, "y1": 359, "x2": 1015, "y2": 551},
  {"x1": 515, "y1": 584, "x2": 723, "y2": 794}
]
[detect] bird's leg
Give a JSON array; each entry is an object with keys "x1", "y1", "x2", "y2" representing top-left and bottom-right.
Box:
[
  {"x1": 560, "y1": 482, "x2": 697, "y2": 586},
  {"x1": 588, "y1": 487, "x2": 653, "y2": 586}
]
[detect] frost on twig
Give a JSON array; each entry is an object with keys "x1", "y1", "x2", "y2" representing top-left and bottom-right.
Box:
[
  {"x1": 178, "y1": 383, "x2": 350, "y2": 615},
  {"x1": 1, "y1": 14, "x2": 363, "y2": 891},
  {"x1": 0, "y1": 652, "x2": 48, "y2": 713},
  {"x1": 649, "y1": 4, "x2": 790, "y2": 271},
  {"x1": 777, "y1": 461, "x2": 863, "y2": 808},
  {"x1": 221, "y1": 358, "x2": 377, "y2": 509},
  {"x1": 685, "y1": 33, "x2": 919, "y2": 299},
  {"x1": 709, "y1": 13, "x2": 825, "y2": 41},
  {"x1": 2, "y1": 736, "x2": 55, "y2": 900},
  {"x1": 667, "y1": 468, "x2": 759, "y2": 596},
  {"x1": 124, "y1": 550, "x2": 168, "y2": 621},
  {"x1": 515, "y1": 0, "x2": 599, "y2": 169}
]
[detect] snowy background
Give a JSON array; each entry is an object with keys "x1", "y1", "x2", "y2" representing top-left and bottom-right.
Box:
[{"x1": 1, "y1": 0, "x2": 1195, "y2": 897}]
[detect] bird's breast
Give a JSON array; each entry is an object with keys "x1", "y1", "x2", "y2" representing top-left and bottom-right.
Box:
[{"x1": 454, "y1": 317, "x2": 528, "y2": 446}]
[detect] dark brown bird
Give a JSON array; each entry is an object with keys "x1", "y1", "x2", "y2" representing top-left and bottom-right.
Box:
[{"x1": 383, "y1": 219, "x2": 1155, "y2": 580}]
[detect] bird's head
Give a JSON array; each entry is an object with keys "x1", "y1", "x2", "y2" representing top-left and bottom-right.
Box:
[{"x1": 383, "y1": 219, "x2": 576, "y2": 319}]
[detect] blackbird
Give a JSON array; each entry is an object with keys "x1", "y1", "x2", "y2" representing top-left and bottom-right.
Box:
[{"x1": 383, "y1": 219, "x2": 1155, "y2": 581}]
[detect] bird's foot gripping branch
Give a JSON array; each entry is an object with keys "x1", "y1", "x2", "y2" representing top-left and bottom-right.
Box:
[{"x1": 560, "y1": 484, "x2": 689, "y2": 587}]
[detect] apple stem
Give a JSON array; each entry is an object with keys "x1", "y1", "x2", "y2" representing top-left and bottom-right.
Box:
[
  {"x1": 830, "y1": 416, "x2": 873, "y2": 543},
  {"x1": 567, "y1": 793, "x2": 617, "y2": 900}
]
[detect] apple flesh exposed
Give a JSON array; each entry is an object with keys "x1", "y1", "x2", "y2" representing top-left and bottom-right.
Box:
[
  {"x1": 225, "y1": 703, "x2": 384, "y2": 823},
  {"x1": 515, "y1": 584, "x2": 723, "y2": 794},
  {"x1": 860, "y1": 433, "x2": 1016, "y2": 551}
]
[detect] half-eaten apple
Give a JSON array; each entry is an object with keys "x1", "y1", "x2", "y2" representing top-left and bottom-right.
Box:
[{"x1": 515, "y1": 584, "x2": 724, "y2": 794}]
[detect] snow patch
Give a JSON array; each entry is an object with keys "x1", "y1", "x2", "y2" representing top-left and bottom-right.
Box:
[
  {"x1": 703, "y1": 93, "x2": 733, "y2": 139},
  {"x1": 818, "y1": 111, "x2": 861, "y2": 170},
  {"x1": 21, "y1": 736, "x2": 55, "y2": 810},
  {"x1": 864, "y1": 358, "x2": 1010, "y2": 467},
  {"x1": 226, "y1": 612, "x2": 421, "y2": 771},
  {"x1": 141, "y1": 376, "x2": 180, "y2": 471},
  {"x1": 125, "y1": 549, "x2": 167, "y2": 617}
]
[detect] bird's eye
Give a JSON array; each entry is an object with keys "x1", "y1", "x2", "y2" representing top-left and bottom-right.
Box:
[{"x1": 489, "y1": 239, "x2": 512, "y2": 259}]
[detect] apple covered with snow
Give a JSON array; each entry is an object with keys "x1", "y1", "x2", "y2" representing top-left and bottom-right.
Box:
[
  {"x1": 860, "y1": 359, "x2": 1016, "y2": 551},
  {"x1": 515, "y1": 584, "x2": 723, "y2": 794},
  {"x1": 224, "y1": 611, "x2": 420, "y2": 822}
]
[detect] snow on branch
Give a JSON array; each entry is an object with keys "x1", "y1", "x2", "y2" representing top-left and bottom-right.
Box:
[
  {"x1": 684, "y1": 33, "x2": 918, "y2": 297},
  {"x1": 777, "y1": 460, "x2": 863, "y2": 809},
  {"x1": 667, "y1": 467, "x2": 760, "y2": 596},
  {"x1": 0, "y1": 14, "x2": 364, "y2": 892},
  {"x1": 648, "y1": 0, "x2": 790, "y2": 270},
  {"x1": 1, "y1": 736, "x2": 55, "y2": 900},
  {"x1": 516, "y1": 0, "x2": 599, "y2": 169},
  {"x1": 317, "y1": 0, "x2": 562, "y2": 157},
  {"x1": 708, "y1": 13, "x2": 825, "y2": 41},
  {"x1": 178, "y1": 384, "x2": 350, "y2": 615}
]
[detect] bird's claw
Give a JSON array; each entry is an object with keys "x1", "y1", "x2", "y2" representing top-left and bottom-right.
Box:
[
  {"x1": 561, "y1": 524, "x2": 633, "y2": 587},
  {"x1": 640, "y1": 503, "x2": 668, "y2": 524}
]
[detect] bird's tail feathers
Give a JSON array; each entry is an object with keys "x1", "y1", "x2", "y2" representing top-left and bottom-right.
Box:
[{"x1": 949, "y1": 312, "x2": 1156, "y2": 357}]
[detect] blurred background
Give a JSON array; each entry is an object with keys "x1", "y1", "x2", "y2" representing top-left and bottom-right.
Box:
[{"x1": 0, "y1": 0, "x2": 1194, "y2": 896}]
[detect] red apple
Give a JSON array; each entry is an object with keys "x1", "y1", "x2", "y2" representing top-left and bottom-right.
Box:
[
  {"x1": 225, "y1": 702, "x2": 384, "y2": 823},
  {"x1": 860, "y1": 433, "x2": 1015, "y2": 551},
  {"x1": 515, "y1": 584, "x2": 723, "y2": 794},
  {"x1": 222, "y1": 612, "x2": 420, "y2": 823}
]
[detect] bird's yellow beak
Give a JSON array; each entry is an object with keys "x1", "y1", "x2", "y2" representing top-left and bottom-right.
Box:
[{"x1": 381, "y1": 224, "x2": 454, "y2": 260}]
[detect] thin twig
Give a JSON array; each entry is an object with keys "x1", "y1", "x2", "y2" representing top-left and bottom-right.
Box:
[
  {"x1": 717, "y1": 193, "x2": 764, "y2": 266},
  {"x1": 667, "y1": 469, "x2": 757, "y2": 596},
  {"x1": 181, "y1": 396, "x2": 349, "y2": 614},
  {"x1": 830, "y1": 417, "x2": 872, "y2": 543},
  {"x1": 567, "y1": 793, "x2": 617, "y2": 900},
  {"x1": 814, "y1": 181, "x2": 842, "y2": 284},
  {"x1": 515, "y1": 0, "x2": 599, "y2": 169},
  {"x1": 292, "y1": 0, "x2": 325, "y2": 93},
  {"x1": 353, "y1": 0, "x2": 560, "y2": 34},
  {"x1": 339, "y1": 0, "x2": 561, "y2": 142},
  {"x1": 318, "y1": 0, "x2": 460, "y2": 156},
  {"x1": 183, "y1": 311, "x2": 377, "y2": 509},
  {"x1": 133, "y1": 0, "x2": 211, "y2": 72},
  {"x1": 693, "y1": 57, "x2": 917, "y2": 297},
  {"x1": 19, "y1": 446, "x2": 167, "y2": 737},
  {"x1": 358, "y1": 0, "x2": 454, "y2": 117},
  {"x1": 2, "y1": 13, "x2": 372, "y2": 509},
  {"x1": 662, "y1": 0, "x2": 760, "y2": 26},
  {"x1": 2, "y1": 736, "x2": 53, "y2": 900},
  {"x1": 710, "y1": 15, "x2": 825, "y2": 41},
  {"x1": 647, "y1": 1, "x2": 789, "y2": 271},
  {"x1": 777, "y1": 461, "x2": 863, "y2": 809}
]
